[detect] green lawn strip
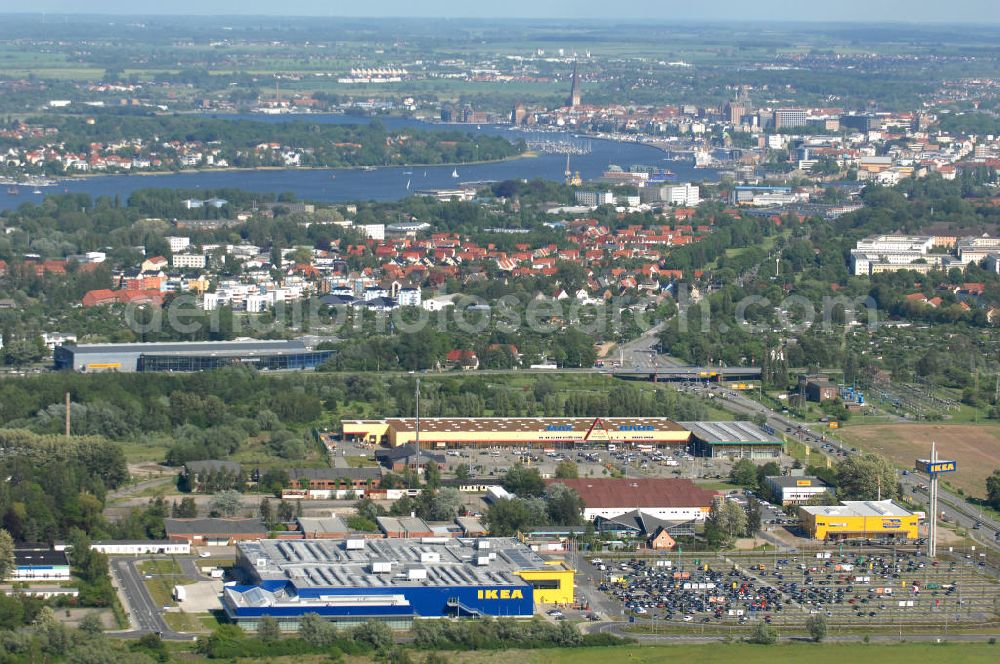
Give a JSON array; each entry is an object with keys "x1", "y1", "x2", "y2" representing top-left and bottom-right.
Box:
[{"x1": 440, "y1": 643, "x2": 1000, "y2": 664}]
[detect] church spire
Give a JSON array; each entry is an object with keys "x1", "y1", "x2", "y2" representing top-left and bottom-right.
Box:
[{"x1": 567, "y1": 61, "x2": 582, "y2": 108}]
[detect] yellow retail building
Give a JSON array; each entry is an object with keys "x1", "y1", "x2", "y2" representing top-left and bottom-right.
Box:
[
  {"x1": 343, "y1": 416, "x2": 691, "y2": 448},
  {"x1": 516, "y1": 561, "x2": 576, "y2": 605},
  {"x1": 799, "y1": 500, "x2": 919, "y2": 541}
]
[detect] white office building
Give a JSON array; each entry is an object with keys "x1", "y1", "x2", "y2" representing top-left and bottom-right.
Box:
[
  {"x1": 397, "y1": 287, "x2": 422, "y2": 307},
  {"x1": 90, "y1": 540, "x2": 192, "y2": 555},
  {"x1": 167, "y1": 236, "x2": 192, "y2": 253},
  {"x1": 172, "y1": 253, "x2": 208, "y2": 269},
  {"x1": 574, "y1": 191, "x2": 615, "y2": 207},
  {"x1": 358, "y1": 224, "x2": 385, "y2": 241},
  {"x1": 663, "y1": 183, "x2": 701, "y2": 207},
  {"x1": 956, "y1": 236, "x2": 1000, "y2": 264},
  {"x1": 765, "y1": 475, "x2": 833, "y2": 505},
  {"x1": 42, "y1": 332, "x2": 77, "y2": 351},
  {"x1": 850, "y1": 235, "x2": 937, "y2": 276}
]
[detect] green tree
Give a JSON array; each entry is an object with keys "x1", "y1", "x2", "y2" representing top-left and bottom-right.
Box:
[
  {"x1": 484, "y1": 497, "x2": 547, "y2": 536},
  {"x1": 257, "y1": 615, "x2": 280, "y2": 643},
  {"x1": 299, "y1": 612, "x2": 339, "y2": 647},
  {"x1": 554, "y1": 460, "x2": 579, "y2": 479},
  {"x1": 750, "y1": 620, "x2": 777, "y2": 644},
  {"x1": 986, "y1": 469, "x2": 1000, "y2": 510},
  {"x1": 424, "y1": 488, "x2": 464, "y2": 521},
  {"x1": 259, "y1": 498, "x2": 274, "y2": 526},
  {"x1": 175, "y1": 497, "x2": 198, "y2": 518},
  {"x1": 36, "y1": 606, "x2": 72, "y2": 656},
  {"x1": 502, "y1": 465, "x2": 546, "y2": 497},
  {"x1": 208, "y1": 490, "x2": 242, "y2": 517},
  {"x1": 755, "y1": 462, "x2": 782, "y2": 495},
  {"x1": 805, "y1": 614, "x2": 827, "y2": 642},
  {"x1": 351, "y1": 619, "x2": 394, "y2": 652},
  {"x1": 545, "y1": 484, "x2": 584, "y2": 526},
  {"x1": 0, "y1": 529, "x2": 15, "y2": 582},
  {"x1": 0, "y1": 592, "x2": 24, "y2": 630},
  {"x1": 705, "y1": 499, "x2": 747, "y2": 548},
  {"x1": 835, "y1": 453, "x2": 899, "y2": 501},
  {"x1": 277, "y1": 500, "x2": 295, "y2": 522},
  {"x1": 130, "y1": 633, "x2": 168, "y2": 663},
  {"x1": 78, "y1": 612, "x2": 104, "y2": 636},
  {"x1": 730, "y1": 459, "x2": 758, "y2": 487},
  {"x1": 424, "y1": 462, "x2": 441, "y2": 490}
]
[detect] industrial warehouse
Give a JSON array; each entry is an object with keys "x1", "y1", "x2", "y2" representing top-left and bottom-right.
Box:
[
  {"x1": 222, "y1": 537, "x2": 575, "y2": 630},
  {"x1": 341, "y1": 417, "x2": 782, "y2": 457},
  {"x1": 54, "y1": 339, "x2": 333, "y2": 372}
]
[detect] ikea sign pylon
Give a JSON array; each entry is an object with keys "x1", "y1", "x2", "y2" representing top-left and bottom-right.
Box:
[{"x1": 916, "y1": 459, "x2": 957, "y2": 475}]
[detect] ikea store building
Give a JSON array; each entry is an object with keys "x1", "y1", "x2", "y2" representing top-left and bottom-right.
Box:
[{"x1": 223, "y1": 537, "x2": 575, "y2": 630}]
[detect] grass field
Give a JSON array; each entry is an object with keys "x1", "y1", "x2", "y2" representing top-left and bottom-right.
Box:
[
  {"x1": 138, "y1": 559, "x2": 194, "y2": 608},
  {"x1": 163, "y1": 610, "x2": 224, "y2": 633},
  {"x1": 436, "y1": 643, "x2": 1000, "y2": 664},
  {"x1": 837, "y1": 423, "x2": 1000, "y2": 498}
]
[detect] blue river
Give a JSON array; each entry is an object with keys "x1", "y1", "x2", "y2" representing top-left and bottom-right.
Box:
[{"x1": 1, "y1": 114, "x2": 718, "y2": 211}]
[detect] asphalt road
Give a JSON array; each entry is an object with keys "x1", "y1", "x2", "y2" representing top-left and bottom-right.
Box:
[{"x1": 108, "y1": 558, "x2": 187, "y2": 640}]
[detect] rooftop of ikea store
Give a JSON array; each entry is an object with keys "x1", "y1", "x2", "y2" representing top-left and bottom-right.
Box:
[{"x1": 238, "y1": 537, "x2": 557, "y2": 590}]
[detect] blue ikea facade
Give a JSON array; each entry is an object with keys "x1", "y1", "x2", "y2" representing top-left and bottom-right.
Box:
[{"x1": 225, "y1": 581, "x2": 534, "y2": 622}]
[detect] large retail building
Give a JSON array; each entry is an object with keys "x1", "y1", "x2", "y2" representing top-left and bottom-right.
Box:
[
  {"x1": 54, "y1": 339, "x2": 332, "y2": 372},
  {"x1": 342, "y1": 417, "x2": 782, "y2": 458},
  {"x1": 799, "y1": 500, "x2": 919, "y2": 541},
  {"x1": 222, "y1": 537, "x2": 574, "y2": 630}
]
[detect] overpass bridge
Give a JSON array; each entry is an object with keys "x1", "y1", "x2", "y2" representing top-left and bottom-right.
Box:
[{"x1": 609, "y1": 366, "x2": 762, "y2": 381}]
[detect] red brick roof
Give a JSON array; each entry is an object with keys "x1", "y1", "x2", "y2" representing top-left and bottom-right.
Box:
[{"x1": 547, "y1": 478, "x2": 717, "y2": 509}]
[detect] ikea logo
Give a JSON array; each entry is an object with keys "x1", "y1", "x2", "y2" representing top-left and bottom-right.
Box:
[
  {"x1": 477, "y1": 589, "x2": 524, "y2": 600},
  {"x1": 929, "y1": 462, "x2": 955, "y2": 473}
]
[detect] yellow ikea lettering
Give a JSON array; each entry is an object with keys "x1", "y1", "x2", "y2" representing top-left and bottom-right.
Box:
[{"x1": 477, "y1": 588, "x2": 523, "y2": 600}]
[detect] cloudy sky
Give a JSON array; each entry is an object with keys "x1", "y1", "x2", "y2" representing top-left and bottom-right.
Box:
[{"x1": 5, "y1": 0, "x2": 999, "y2": 23}]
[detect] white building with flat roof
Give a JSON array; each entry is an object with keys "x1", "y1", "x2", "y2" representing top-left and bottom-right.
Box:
[
  {"x1": 665, "y1": 183, "x2": 700, "y2": 207},
  {"x1": 765, "y1": 475, "x2": 832, "y2": 504},
  {"x1": 956, "y1": 236, "x2": 1000, "y2": 264},
  {"x1": 397, "y1": 287, "x2": 422, "y2": 307},
  {"x1": 172, "y1": 253, "x2": 207, "y2": 269},
  {"x1": 167, "y1": 236, "x2": 191, "y2": 253},
  {"x1": 850, "y1": 234, "x2": 937, "y2": 276},
  {"x1": 90, "y1": 540, "x2": 191, "y2": 555}
]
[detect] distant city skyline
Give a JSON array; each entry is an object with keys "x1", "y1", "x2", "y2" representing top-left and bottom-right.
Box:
[{"x1": 5, "y1": 0, "x2": 999, "y2": 23}]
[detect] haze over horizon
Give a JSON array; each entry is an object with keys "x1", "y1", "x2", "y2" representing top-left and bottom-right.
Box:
[{"x1": 4, "y1": 0, "x2": 999, "y2": 24}]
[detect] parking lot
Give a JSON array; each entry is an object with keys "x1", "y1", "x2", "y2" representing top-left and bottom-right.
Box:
[{"x1": 585, "y1": 547, "x2": 1000, "y2": 628}]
